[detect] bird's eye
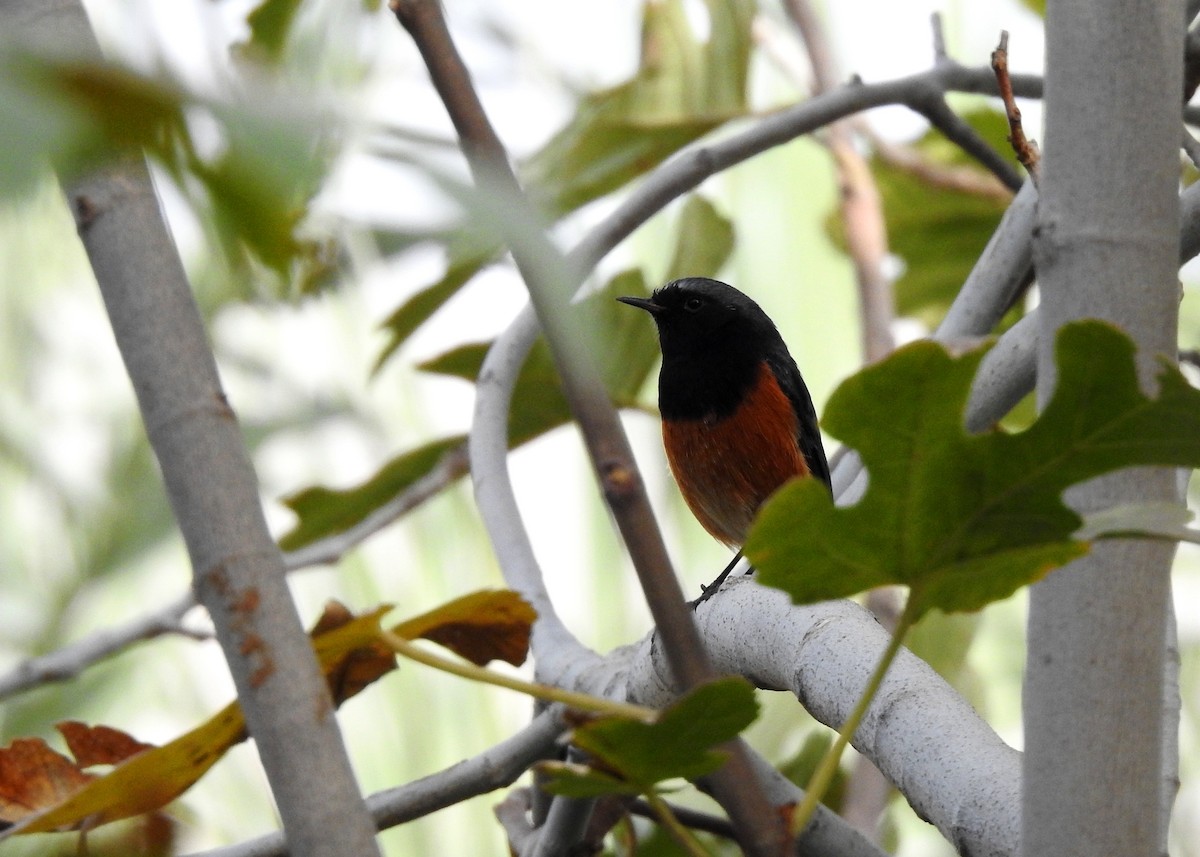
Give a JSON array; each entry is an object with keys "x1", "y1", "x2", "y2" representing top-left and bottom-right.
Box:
[{"x1": 683, "y1": 297, "x2": 703, "y2": 312}]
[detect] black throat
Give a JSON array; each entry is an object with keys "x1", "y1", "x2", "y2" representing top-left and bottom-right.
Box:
[{"x1": 656, "y1": 334, "x2": 762, "y2": 422}]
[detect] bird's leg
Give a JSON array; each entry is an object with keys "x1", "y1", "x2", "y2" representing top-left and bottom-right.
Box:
[{"x1": 690, "y1": 549, "x2": 747, "y2": 608}]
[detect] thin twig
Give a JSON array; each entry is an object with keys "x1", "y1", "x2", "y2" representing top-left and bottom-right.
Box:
[
  {"x1": 389, "y1": 2, "x2": 788, "y2": 853},
  {"x1": 869, "y1": 133, "x2": 1013, "y2": 200},
  {"x1": 991, "y1": 31, "x2": 1041, "y2": 183},
  {"x1": 0, "y1": 593, "x2": 201, "y2": 701},
  {"x1": 629, "y1": 798, "x2": 737, "y2": 840},
  {"x1": 183, "y1": 710, "x2": 567, "y2": 857},
  {"x1": 907, "y1": 91, "x2": 1025, "y2": 192}
]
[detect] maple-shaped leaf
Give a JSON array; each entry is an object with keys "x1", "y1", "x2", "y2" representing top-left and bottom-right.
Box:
[
  {"x1": 540, "y1": 678, "x2": 758, "y2": 797},
  {"x1": 746, "y1": 321, "x2": 1200, "y2": 617},
  {"x1": 392, "y1": 590, "x2": 536, "y2": 667}
]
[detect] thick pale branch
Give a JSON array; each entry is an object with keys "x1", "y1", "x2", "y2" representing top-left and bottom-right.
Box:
[{"x1": 546, "y1": 581, "x2": 1021, "y2": 857}]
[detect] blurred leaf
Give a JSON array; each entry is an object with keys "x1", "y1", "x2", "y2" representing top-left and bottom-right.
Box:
[
  {"x1": 524, "y1": 0, "x2": 753, "y2": 214},
  {"x1": 278, "y1": 436, "x2": 465, "y2": 550},
  {"x1": 375, "y1": 235, "x2": 500, "y2": 371},
  {"x1": 1019, "y1": 0, "x2": 1046, "y2": 15},
  {"x1": 197, "y1": 98, "x2": 336, "y2": 278},
  {"x1": 746, "y1": 321, "x2": 1200, "y2": 617},
  {"x1": 777, "y1": 730, "x2": 846, "y2": 810},
  {"x1": 0, "y1": 738, "x2": 95, "y2": 827},
  {"x1": 542, "y1": 678, "x2": 758, "y2": 798},
  {"x1": 0, "y1": 50, "x2": 184, "y2": 199},
  {"x1": 241, "y1": 0, "x2": 304, "y2": 63},
  {"x1": 370, "y1": 1, "x2": 754, "y2": 369},
  {"x1": 828, "y1": 109, "x2": 1011, "y2": 326},
  {"x1": 0, "y1": 46, "x2": 337, "y2": 288},
  {"x1": 663, "y1": 195, "x2": 736, "y2": 283},
  {"x1": 392, "y1": 590, "x2": 536, "y2": 667},
  {"x1": 420, "y1": 340, "x2": 577, "y2": 446},
  {"x1": 41, "y1": 62, "x2": 186, "y2": 155},
  {"x1": 905, "y1": 610, "x2": 982, "y2": 704}
]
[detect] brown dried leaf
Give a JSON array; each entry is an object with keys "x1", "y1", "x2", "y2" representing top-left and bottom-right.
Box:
[
  {"x1": 310, "y1": 601, "x2": 396, "y2": 705},
  {"x1": 0, "y1": 738, "x2": 93, "y2": 827},
  {"x1": 392, "y1": 589, "x2": 536, "y2": 666},
  {"x1": 57, "y1": 722, "x2": 155, "y2": 768}
]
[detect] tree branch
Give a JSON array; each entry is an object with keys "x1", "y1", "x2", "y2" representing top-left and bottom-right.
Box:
[
  {"x1": 0, "y1": 593, "x2": 202, "y2": 702},
  {"x1": 1026, "y1": 0, "x2": 1182, "y2": 851},
  {"x1": 390, "y1": 2, "x2": 787, "y2": 853},
  {"x1": 0, "y1": 2, "x2": 385, "y2": 853},
  {"x1": 991, "y1": 31, "x2": 1042, "y2": 183},
  {"x1": 181, "y1": 708, "x2": 567, "y2": 857},
  {"x1": 543, "y1": 582, "x2": 1022, "y2": 857}
]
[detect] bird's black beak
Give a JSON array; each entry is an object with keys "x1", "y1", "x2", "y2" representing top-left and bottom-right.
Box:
[{"x1": 616, "y1": 295, "x2": 664, "y2": 316}]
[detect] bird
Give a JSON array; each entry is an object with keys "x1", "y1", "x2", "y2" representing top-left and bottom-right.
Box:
[{"x1": 617, "y1": 277, "x2": 831, "y2": 601}]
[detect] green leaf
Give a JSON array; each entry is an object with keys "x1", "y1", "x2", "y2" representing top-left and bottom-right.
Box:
[
  {"x1": 543, "y1": 678, "x2": 758, "y2": 796},
  {"x1": 746, "y1": 321, "x2": 1200, "y2": 616},
  {"x1": 196, "y1": 97, "x2": 336, "y2": 278},
  {"x1": 242, "y1": 0, "x2": 304, "y2": 63},
  {"x1": 538, "y1": 762, "x2": 645, "y2": 798},
  {"x1": 419, "y1": 341, "x2": 577, "y2": 447},
  {"x1": 278, "y1": 436, "x2": 465, "y2": 550},
  {"x1": 0, "y1": 51, "x2": 186, "y2": 199},
  {"x1": 375, "y1": 234, "x2": 500, "y2": 371}
]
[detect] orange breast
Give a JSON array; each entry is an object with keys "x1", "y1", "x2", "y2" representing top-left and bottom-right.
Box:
[{"x1": 662, "y1": 362, "x2": 809, "y2": 546}]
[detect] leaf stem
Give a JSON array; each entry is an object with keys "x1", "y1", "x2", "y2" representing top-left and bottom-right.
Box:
[
  {"x1": 790, "y1": 599, "x2": 919, "y2": 835},
  {"x1": 645, "y1": 791, "x2": 714, "y2": 857},
  {"x1": 379, "y1": 630, "x2": 658, "y2": 722}
]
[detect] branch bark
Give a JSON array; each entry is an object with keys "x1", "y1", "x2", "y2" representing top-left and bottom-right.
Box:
[
  {"x1": 546, "y1": 581, "x2": 1021, "y2": 857},
  {"x1": 1027, "y1": 2, "x2": 1183, "y2": 855},
  {"x1": 1, "y1": 2, "x2": 383, "y2": 855}
]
